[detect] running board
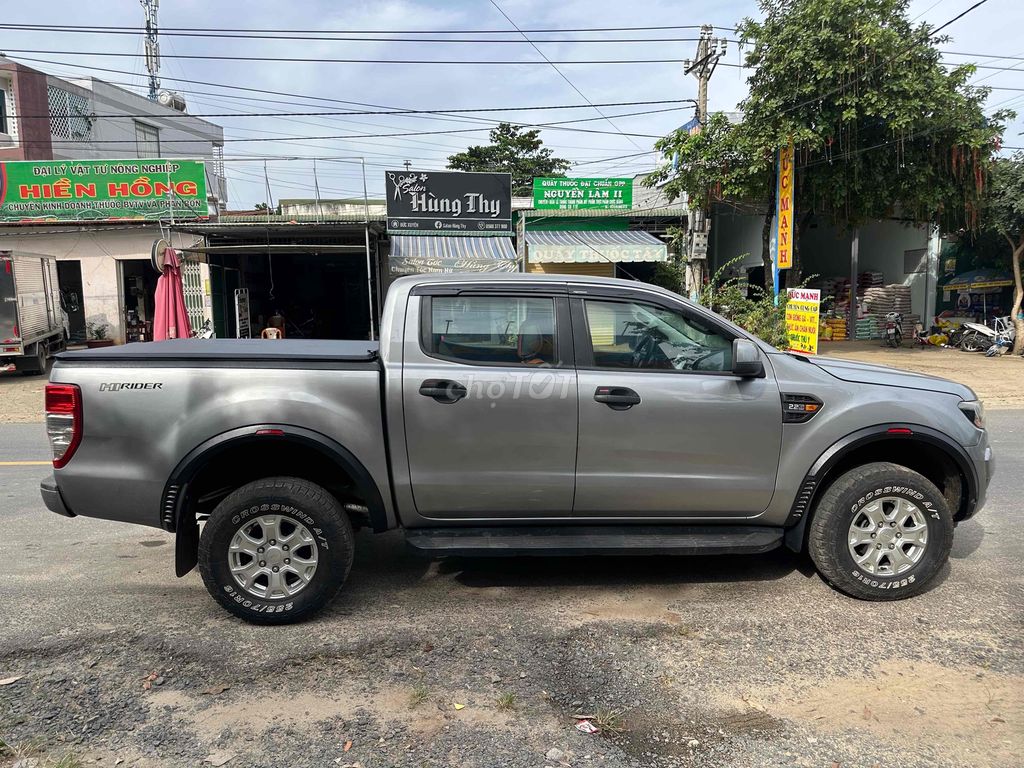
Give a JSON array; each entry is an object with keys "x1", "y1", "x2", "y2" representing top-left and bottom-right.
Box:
[{"x1": 404, "y1": 525, "x2": 783, "y2": 557}]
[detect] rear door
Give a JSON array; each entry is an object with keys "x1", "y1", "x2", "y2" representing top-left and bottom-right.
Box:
[
  {"x1": 0, "y1": 253, "x2": 19, "y2": 349},
  {"x1": 571, "y1": 290, "x2": 782, "y2": 518},
  {"x1": 401, "y1": 286, "x2": 578, "y2": 519}
]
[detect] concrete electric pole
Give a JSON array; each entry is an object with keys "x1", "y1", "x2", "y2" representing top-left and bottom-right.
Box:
[{"x1": 681, "y1": 25, "x2": 728, "y2": 299}]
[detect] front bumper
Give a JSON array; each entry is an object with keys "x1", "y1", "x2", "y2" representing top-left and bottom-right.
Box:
[
  {"x1": 40, "y1": 474, "x2": 76, "y2": 518},
  {"x1": 961, "y1": 431, "x2": 993, "y2": 521}
]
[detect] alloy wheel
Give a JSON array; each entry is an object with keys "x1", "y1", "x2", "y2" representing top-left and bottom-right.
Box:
[
  {"x1": 847, "y1": 496, "x2": 928, "y2": 576},
  {"x1": 228, "y1": 514, "x2": 319, "y2": 599}
]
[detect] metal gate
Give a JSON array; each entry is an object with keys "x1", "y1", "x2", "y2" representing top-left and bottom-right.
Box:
[{"x1": 181, "y1": 260, "x2": 206, "y2": 333}]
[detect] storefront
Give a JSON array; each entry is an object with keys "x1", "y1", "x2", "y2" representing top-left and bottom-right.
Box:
[
  {"x1": 0, "y1": 158, "x2": 213, "y2": 344},
  {"x1": 172, "y1": 213, "x2": 385, "y2": 341},
  {"x1": 384, "y1": 169, "x2": 516, "y2": 279},
  {"x1": 519, "y1": 177, "x2": 683, "y2": 280}
]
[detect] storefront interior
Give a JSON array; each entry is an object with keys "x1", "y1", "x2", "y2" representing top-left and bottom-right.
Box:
[{"x1": 177, "y1": 223, "x2": 383, "y2": 340}]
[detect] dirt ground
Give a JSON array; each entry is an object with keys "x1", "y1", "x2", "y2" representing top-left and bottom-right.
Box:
[
  {"x1": 0, "y1": 370, "x2": 49, "y2": 423},
  {"x1": 3, "y1": 343, "x2": 1020, "y2": 424}
]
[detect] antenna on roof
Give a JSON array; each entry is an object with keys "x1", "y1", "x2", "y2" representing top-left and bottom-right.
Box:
[{"x1": 140, "y1": 0, "x2": 161, "y2": 101}]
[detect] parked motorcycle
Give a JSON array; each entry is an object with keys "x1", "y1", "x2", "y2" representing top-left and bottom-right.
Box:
[
  {"x1": 884, "y1": 312, "x2": 903, "y2": 348},
  {"x1": 958, "y1": 316, "x2": 1014, "y2": 353},
  {"x1": 190, "y1": 319, "x2": 215, "y2": 339}
]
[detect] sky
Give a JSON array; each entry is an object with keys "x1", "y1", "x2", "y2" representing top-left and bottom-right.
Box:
[{"x1": 3, "y1": 0, "x2": 1022, "y2": 208}]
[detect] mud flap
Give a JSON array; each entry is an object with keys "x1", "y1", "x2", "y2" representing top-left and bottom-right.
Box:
[{"x1": 175, "y1": 513, "x2": 199, "y2": 577}]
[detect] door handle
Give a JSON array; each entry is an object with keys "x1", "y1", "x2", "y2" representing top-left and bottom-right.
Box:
[
  {"x1": 419, "y1": 379, "x2": 468, "y2": 404},
  {"x1": 594, "y1": 386, "x2": 641, "y2": 410}
]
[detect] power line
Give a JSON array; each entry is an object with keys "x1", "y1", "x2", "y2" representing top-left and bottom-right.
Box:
[
  {"x1": 0, "y1": 24, "x2": 734, "y2": 44},
  {"x1": 489, "y1": 0, "x2": 643, "y2": 151},
  {"x1": 0, "y1": 22, "x2": 735, "y2": 35},
  {"x1": 0, "y1": 48, "x2": 695, "y2": 65},
  {"x1": 27, "y1": 99, "x2": 696, "y2": 120},
  {"x1": 42, "y1": 108, "x2": 670, "y2": 145}
]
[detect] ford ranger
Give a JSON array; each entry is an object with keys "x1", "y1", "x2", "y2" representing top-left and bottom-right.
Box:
[{"x1": 39, "y1": 274, "x2": 993, "y2": 623}]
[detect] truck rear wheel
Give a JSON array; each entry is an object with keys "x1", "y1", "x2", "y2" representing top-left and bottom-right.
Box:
[
  {"x1": 808, "y1": 462, "x2": 953, "y2": 600},
  {"x1": 198, "y1": 476, "x2": 354, "y2": 624}
]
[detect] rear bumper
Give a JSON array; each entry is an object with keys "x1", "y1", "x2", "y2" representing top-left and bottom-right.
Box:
[{"x1": 40, "y1": 474, "x2": 76, "y2": 518}]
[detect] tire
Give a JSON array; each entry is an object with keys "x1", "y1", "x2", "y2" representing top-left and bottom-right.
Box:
[
  {"x1": 23, "y1": 343, "x2": 46, "y2": 376},
  {"x1": 960, "y1": 332, "x2": 992, "y2": 353},
  {"x1": 808, "y1": 462, "x2": 953, "y2": 600},
  {"x1": 198, "y1": 476, "x2": 354, "y2": 624}
]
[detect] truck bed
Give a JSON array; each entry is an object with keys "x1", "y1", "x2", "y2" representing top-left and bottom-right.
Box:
[{"x1": 57, "y1": 339, "x2": 380, "y2": 365}]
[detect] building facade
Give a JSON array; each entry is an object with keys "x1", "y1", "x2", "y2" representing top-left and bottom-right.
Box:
[{"x1": 0, "y1": 57, "x2": 225, "y2": 345}]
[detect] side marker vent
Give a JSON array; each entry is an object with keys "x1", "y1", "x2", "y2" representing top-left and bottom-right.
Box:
[{"x1": 782, "y1": 393, "x2": 823, "y2": 424}]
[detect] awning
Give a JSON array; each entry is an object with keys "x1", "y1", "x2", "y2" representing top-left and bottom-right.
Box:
[
  {"x1": 526, "y1": 230, "x2": 668, "y2": 264},
  {"x1": 389, "y1": 235, "x2": 518, "y2": 274}
]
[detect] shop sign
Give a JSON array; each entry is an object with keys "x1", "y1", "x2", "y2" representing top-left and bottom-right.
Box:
[
  {"x1": 235, "y1": 288, "x2": 251, "y2": 339},
  {"x1": 385, "y1": 170, "x2": 512, "y2": 235},
  {"x1": 774, "y1": 143, "x2": 795, "y2": 269},
  {"x1": 532, "y1": 177, "x2": 632, "y2": 211},
  {"x1": 785, "y1": 288, "x2": 820, "y2": 355},
  {"x1": 0, "y1": 159, "x2": 208, "y2": 222}
]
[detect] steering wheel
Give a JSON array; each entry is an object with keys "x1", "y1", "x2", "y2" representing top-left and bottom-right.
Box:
[{"x1": 631, "y1": 328, "x2": 666, "y2": 368}]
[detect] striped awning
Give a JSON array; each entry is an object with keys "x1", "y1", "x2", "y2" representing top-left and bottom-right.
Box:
[
  {"x1": 389, "y1": 236, "x2": 518, "y2": 275},
  {"x1": 526, "y1": 230, "x2": 668, "y2": 264}
]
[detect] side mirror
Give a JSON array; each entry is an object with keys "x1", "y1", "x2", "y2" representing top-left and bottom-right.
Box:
[{"x1": 732, "y1": 338, "x2": 765, "y2": 378}]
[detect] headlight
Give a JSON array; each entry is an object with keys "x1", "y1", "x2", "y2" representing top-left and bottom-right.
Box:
[{"x1": 959, "y1": 400, "x2": 985, "y2": 429}]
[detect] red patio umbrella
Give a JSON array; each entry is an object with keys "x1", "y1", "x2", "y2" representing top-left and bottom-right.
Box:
[{"x1": 153, "y1": 247, "x2": 192, "y2": 341}]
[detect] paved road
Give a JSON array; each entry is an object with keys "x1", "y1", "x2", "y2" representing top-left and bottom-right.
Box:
[{"x1": 0, "y1": 416, "x2": 1021, "y2": 768}]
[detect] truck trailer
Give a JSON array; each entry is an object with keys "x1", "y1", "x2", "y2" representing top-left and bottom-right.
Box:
[{"x1": 0, "y1": 250, "x2": 67, "y2": 375}]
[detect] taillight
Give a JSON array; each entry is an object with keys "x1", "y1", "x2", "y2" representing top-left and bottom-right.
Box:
[{"x1": 45, "y1": 384, "x2": 82, "y2": 468}]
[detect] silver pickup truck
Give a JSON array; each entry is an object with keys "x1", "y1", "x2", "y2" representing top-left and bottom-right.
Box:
[{"x1": 40, "y1": 274, "x2": 993, "y2": 623}]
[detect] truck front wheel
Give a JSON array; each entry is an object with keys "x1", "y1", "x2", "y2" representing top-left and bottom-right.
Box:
[
  {"x1": 198, "y1": 476, "x2": 354, "y2": 624},
  {"x1": 808, "y1": 462, "x2": 954, "y2": 600}
]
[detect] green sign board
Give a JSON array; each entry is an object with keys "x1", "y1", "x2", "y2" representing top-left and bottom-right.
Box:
[
  {"x1": 0, "y1": 159, "x2": 208, "y2": 222},
  {"x1": 532, "y1": 177, "x2": 632, "y2": 211}
]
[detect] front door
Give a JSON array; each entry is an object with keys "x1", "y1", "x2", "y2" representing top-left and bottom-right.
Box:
[
  {"x1": 402, "y1": 290, "x2": 578, "y2": 519},
  {"x1": 572, "y1": 294, "x2": 782, "y2": 518}
]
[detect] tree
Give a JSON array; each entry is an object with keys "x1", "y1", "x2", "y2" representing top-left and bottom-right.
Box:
[
  {"x1": 983, "y1": 152, "x2": 1024, "y2": 354},
  {"x1": 647, "y1": 0, "x2": 1006, "y2": 292},
  {"x1": 447, "y1": 123, "x2": 571, "y2": 196}
]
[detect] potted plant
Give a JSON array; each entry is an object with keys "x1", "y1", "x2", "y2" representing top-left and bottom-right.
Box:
[{"x1": 86, "y1": 322, "x2": 115, "y2": 349}]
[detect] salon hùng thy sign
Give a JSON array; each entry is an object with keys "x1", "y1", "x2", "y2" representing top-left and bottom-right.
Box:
[
  {"x1": 385, "y1": 170, "x2": 512, "y2": 235},
  {"x1": 0, "y1": 159, "x2": 208, "y2": 222}
]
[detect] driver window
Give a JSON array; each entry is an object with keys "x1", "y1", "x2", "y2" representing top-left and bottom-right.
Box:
[{"x1": 584, "y1": 299, "x2": 733, "y2": 372}]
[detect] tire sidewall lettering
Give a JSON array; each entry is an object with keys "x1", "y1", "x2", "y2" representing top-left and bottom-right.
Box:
[{"x1": 222, "y1": 584, "x2": 295, "y2": 613}]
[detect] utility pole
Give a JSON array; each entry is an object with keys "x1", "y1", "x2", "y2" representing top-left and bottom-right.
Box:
[
  {"x1": 681, "y1": 25, "x2": 728, "y2": 300},
  {"x1": 140, "y1": 0, "x2": 161, "y2": 101}
]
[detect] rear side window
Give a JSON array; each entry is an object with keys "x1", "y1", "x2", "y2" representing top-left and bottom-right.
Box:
[{"x1": 427, "y1": 296, "x2": 556, "y2": 366}]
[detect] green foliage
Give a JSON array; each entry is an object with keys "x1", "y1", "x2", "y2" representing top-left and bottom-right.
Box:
[
  {"x1": 737, "y1": 0, "x2": 1006, "y2": 230},
  {"x1": 447, "y1": 123, "x2": 571, "y2": 196},
  {"x1": 986, "y1": 152, "x2": 1024, "y2": 242},
  {"x1": 700, "y1": 257, "x2": 794, "y2": 348},
  {"x1": 981, "y1": 151, "x2": 1024, "y2": 353},
  {"x1": 645, "y1": 114, "x2": 768, "y2": 209},
  {"x1": 646, "y1": 0, "x2": 1008, "y2": 289}
]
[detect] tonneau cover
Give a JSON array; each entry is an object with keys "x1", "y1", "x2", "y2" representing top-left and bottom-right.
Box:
[{"x1": 57, "y1": 339, "x2": 379, "y2": 363}]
